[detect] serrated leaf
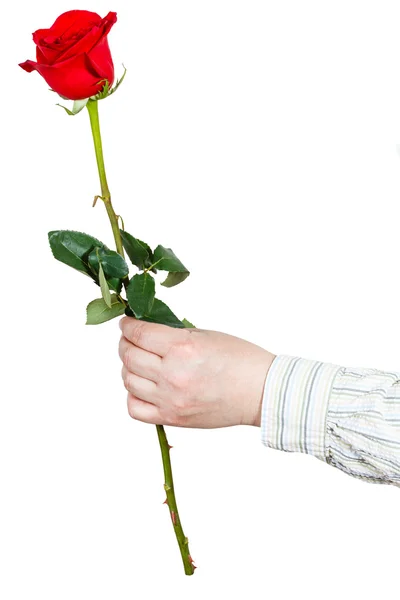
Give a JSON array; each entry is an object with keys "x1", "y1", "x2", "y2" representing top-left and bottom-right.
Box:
[
  {"x1": 48, "y1": 230, "x2": 103, "y2": 276},
  {"x1": 120, "y1": 230, "x2": 153, "y2": 270},
  {"x1": 182, "y1": 318, "x2": 195, "y2": 328},
  {"x1": 153, "y1": 245, "x2": 190, "y2": 287},
  {"x1": 141, "y1": 298, "x2": 184, "y2": 328},
  {"x1": 86, "y1": 295, "x2": 125, "y2": 325},
  {"x1": 161, "y1": 271, "x2": 190, "y2": 287},
  {"x1": 88, "y1": 246, "x2": 129, "y2": 279},
  {"x1": 99, "y1": 262, "x2": 112, "y2": 308},
  {"x1": 126, "y1": 273, "x2": 155, "y2": 318}
]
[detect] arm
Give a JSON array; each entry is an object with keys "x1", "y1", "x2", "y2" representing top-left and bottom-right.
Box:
[
  {"x1": 118, "y1": 317, "x2": 400, "y2": 488},
  {"x1": 262, "y1": 355, "x2": 400, "y2": 487}
]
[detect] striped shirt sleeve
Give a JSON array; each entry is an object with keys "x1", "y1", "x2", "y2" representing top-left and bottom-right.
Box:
[{"x1": 260, "y1": 355, "x2": 400, "y2": 488}]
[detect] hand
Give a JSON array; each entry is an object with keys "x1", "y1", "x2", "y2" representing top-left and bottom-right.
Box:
[{"x1": 118, "y1": 317, "x2": 276, "y2": 428}]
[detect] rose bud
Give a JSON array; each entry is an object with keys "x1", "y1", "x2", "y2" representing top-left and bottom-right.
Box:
[{"x1": 19, "y1": 10, "x2": 117, "y2": 101}]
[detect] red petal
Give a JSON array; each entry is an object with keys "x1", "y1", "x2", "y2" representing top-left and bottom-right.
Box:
[
  {"x1": 56, "y1": 12, "x2": 117, "y2": 64},
  {"x1": 49, "y1": 10, "x2": 102, "y2": 37},
  {"x1": 86, "y1": 38, "x2": 115, "y2": 86},
  {"x1": 36, "y1": 44, "x2": 60, "y2": 65},
  {"x1": 19, "y1": 60, "x2": 38, "y2": 73},
  {"x1": 20, "y1": 53, "x2": 107, "y2": 100}
]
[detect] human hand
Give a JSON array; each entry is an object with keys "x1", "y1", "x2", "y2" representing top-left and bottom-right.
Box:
[{"x1": 118, "y1": 317, "x2": 276, "y2": 428}]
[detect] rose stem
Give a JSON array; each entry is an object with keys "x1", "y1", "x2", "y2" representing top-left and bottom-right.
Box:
[
  {"x1": 86, "y1": 99, "x2": 124, "y2": 256},
  {"x1": 86, "y1": 99, "x2": 195, "y2": 576},
  {"x1": 156, "y1": 424, "x2": 195, "y2": 575}
]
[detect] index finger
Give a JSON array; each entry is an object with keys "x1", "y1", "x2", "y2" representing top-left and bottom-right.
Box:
[{"x1": 119, "y1": 316, "x2": 189, "y2": 357}]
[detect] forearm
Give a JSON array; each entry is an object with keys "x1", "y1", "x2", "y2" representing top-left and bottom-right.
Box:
[{"x1": 260, "y1": 354, "x2": 400, "y2": 488}]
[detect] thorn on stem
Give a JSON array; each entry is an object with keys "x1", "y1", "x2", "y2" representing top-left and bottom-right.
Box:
[
  {"x1": 163, "y1": 498, "x2": 169, "y2": 505},
  {"x1": 168, "y1": 444, "x2": 173, "y2": 450},
  {"x1": 171, "y1": 510, "x2": 177, "y2": 525}
]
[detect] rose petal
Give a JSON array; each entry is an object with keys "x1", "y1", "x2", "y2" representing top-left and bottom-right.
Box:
[
  {"x1": 86, "y1": 37, "x2": 115, "y2": 86},
  {"x1": 56, "y1": 12, "x2": 117, "y2": 64},
  {"x1": 47, "y1": 10, "x2": 102, "y2": 37},
  {"x1": 32, "y1": 11, "x2": 117, "y2": 67},
  {"x1": 19, "y1": 60, "x2": 37, "y2": 73},
  {"x1": 19, "y1": 52, "x2": 110, "y2": 100},
  {"x1": 20, "y1": 11, "x2": 117, "y2": 99},
  {"x1": 35, "y1": 44, "x2": 60, "y2": 65}
]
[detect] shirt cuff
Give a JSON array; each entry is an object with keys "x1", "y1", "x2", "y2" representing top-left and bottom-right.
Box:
[{"x1": 260, "y1": 355, "x2": 343, "y2": 461}]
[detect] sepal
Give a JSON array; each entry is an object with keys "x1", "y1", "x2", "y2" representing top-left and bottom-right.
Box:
[
  {"x1": 56, "y1": 98, "x2": 90, "y2": 116},
  {"x1": 91, "y1": 65, "x2": 127, "y2": 101}
]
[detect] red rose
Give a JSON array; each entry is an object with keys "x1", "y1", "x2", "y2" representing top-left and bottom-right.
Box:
[{"x1": 19, "y1": 10, "x2": 117, "y2": 101}]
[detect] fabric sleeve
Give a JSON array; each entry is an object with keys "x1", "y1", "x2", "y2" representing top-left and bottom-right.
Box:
[{"x1": 260, "y1": 354, "x2": 400, "y2": 488}]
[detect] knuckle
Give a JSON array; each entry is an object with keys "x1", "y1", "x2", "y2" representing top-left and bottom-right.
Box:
[
  {"x1": 129, "y1": 321, "x2": 146, "y2": 347},
  {"x1": 175, "y1": 336, "x2": 196, "y2": 358},
  {"x1": 163, "y1": 409, "x2": 187, "y2": 427},
  {"x1": 128, "y1": 405, "x2": 139, "y2": 421},
  {"x1": 167, "y1": 370, "x2": 191, "y2": 391},
  {"x1": 122, "y1": 346, "x2": 132, "y2": 368},
  {"x1": 125, "y1": 372, "x2": 136, "y2": 393},
  {"x1": 171, "y1": 396, "x2": 189, "y2": 416},
  {"x1": 173, "y1": 412, "x2": 190, "y2": 427},
  {"x1": 163, "y1": 411, "x2": 177, "y2": 426},
  {"x1": 127, "y1": 395, "x2": 136, "y2": 419}
]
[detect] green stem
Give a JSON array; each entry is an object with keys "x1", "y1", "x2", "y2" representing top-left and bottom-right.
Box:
[
  {"x1": 156, "y1": 425, "x2": 195, "y2": 575},
  {"x1": 86, "y1": 98, "x2": 195, "y2": 576},
  {"x1": 86, "y1": 99, "x2": 124, "y2": 257}
]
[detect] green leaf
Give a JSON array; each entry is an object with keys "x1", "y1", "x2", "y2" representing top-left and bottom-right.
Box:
[
  {"x1": 153, "y1": 245, "x2": 190, "y2": 287},
  {"x1": 161, "y1": 271, "x2": 190, "y2": 287},
  {"x1": 88, "y1": 246, "x2": 129, "y2": 279},
  {"x1": 99, "y1": 262, "x2": 112, "y2": 308},
  {"x1": 48, "y1": 230, "x2": 103, "y2": 276},
  {"x1": 141, "y1": 298, "x2": 184, "y2": 328},
  {"x1": 56, "y1": 98, "x2": 89, "y2": 115},
  {"x1": 182, "y1": 318, "x2": 195, "y2": 328},
  {"x1": 120, "y1": 230, "x2": 153, "y2": 270},
  {"x1": 126, "y1": 273, "x2": 155, "y2": 318},
  {"x1": 107, "y1": 278, "x2": 123, "y2": 294},
  {"x1": 86, "y1": 295, "x2": 125, "y2": 325}
]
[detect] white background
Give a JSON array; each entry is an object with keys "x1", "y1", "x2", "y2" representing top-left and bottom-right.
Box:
[{"x1": 1, "y1": 1, "x2": 400, "y2": 598}]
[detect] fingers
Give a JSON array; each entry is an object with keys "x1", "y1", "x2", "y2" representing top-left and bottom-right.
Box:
[
  {"x1": 127, "y1": 393, "x2": 164, "y2": 424},
  {"x1": 119, "y1": 316, "x2": 189, "y2": 357},
  {"x1": 122, "y1": 366, "x2": 159, "y2": 404},
  {"x1": 119, "y1": 335, "x2": 161, "y2": 382}
]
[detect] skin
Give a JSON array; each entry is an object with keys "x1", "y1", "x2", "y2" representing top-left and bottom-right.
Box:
[{"x1": 118, "y1": 317, "x2": 277, "y2": 429}]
